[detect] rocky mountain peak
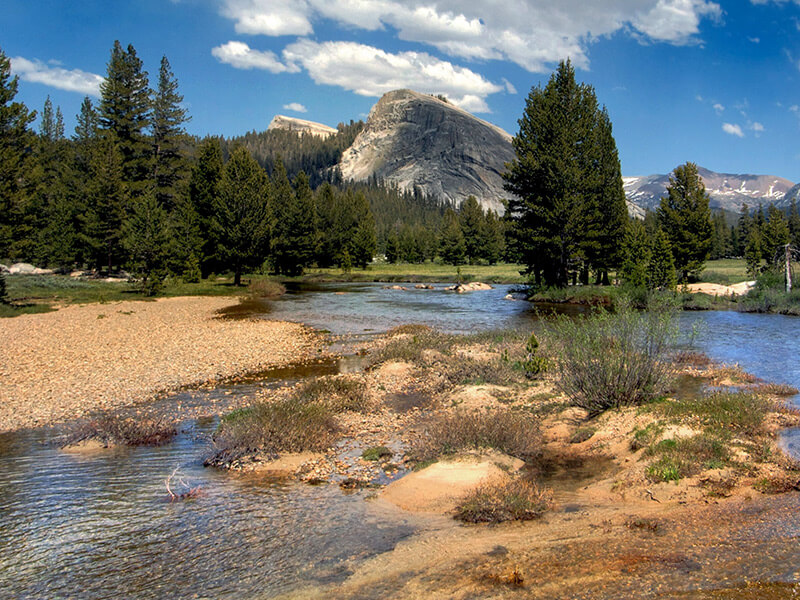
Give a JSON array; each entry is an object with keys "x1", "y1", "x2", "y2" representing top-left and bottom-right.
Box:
[
  {"x1": 338, "y1": 89, "x2": 515, "y2": 214},
  {"x1": 267, "y1": 115, "x2": 338, "y2": 138}
]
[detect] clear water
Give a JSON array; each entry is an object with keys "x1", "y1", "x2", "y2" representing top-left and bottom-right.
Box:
[{"x1": 2, "y1": 284, "x2": 800, "y2": 599}]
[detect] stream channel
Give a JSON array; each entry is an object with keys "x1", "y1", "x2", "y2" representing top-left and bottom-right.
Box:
[{"x1": 1, "y1": 283, "x2": 799, "y2": 599}]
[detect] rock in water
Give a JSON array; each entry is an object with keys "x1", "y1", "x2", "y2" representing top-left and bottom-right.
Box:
[{"x1": 338, "y1": 89, "x2": 515, "y2": 215}]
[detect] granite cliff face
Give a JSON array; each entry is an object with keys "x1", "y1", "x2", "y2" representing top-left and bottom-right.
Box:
[
  {"x1": 338, "y1": 90, "x2": 515, "y2": 214},
  {"x1": 267, "y1": 115, "x2": 338, "y2": 138}
]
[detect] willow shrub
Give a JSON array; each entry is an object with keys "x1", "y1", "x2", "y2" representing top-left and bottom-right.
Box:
[{"x1": 543, "y1": 297, "x2": 677, "y2": 416}]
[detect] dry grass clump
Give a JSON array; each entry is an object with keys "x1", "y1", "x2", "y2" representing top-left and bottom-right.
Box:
[
  {"x1": 625, "y1": 516, "x2": 662, "y2": 533},
  {"x1": 454, "y1": 477, "x2": 551, "y2": 523},
  {"x1": 247, "y1": 279, "x2": 286, "y2": 298},
  {"x1": 412, "y1": 408, "x2": 542, "y2": 463},
  {"x1": 62, "y1": 415, "x2": 176, "y2": 447},
  {"x1": 385, "y1": 324, "x2": 433, "y2": 336},
  {"x1": 749, "y1": 382, "x2": 800, "y2": 397},
  {"x1": 294, "y1": 375, "x2": 371, "y2": 412},
  {"x1": 673, "y1": 351, "x2": 712, "y2": 368},
  {"x1": 708, "y1": 364, "x2": 759, "y2": 384},
  {"x1": 753, "y1": 473, "x2": 800, "y2": 494},
  {"x1": 208, "y1": 398, "x2": 337, "y2": 466}
]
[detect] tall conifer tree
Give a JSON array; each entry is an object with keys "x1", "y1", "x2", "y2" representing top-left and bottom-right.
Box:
[
  {"x1": 151, "y1": 55, "x2": 188, "y2": 210},
  {"x1": 99, "y1": 41, "x2": 152, "y2": 197},
  {"x1": 215, "y1": 146, "x2": 270, "y2": 286},
  {"x1": 657, "y1": 162, "x2": 712, "y2": 281}
]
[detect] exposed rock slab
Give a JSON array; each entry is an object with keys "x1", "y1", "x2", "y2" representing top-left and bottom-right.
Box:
[
  {"x1": 338, "y1": 89, "x2": 515, "y2": 214},
  {"x1": 267, "y1": 115, "x2": 337, "y2": 138}
]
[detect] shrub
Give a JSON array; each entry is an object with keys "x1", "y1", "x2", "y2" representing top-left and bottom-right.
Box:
[
  {"x1": 543, "y1": 297, "x2": 677, "y2": 415},
  {"x1": 209, "y1": 398, "x2": 337, "y2": 465},
  {"x1": 294, "y1": 375, "x2": 371, "y2": 412},
  {"x1": 63, "y1": 415, "x2": 176, "y2": 447},
  {"x1": 673, "y1": 351, "x2": 712, "y2": 368},
  {"x1": 247, "y1": 279, "x2": 286, "y2": 298},
  {"x1": 569, "y1": 427, "x2": 595, "y2": 444},
  {"x1": 518, "y1": 332, "x2": 547, "y2": 378},
  {"x1": 454, "y1": 477, "x2": 551, "y2": 523},
  {"x1": 749, "y1": 382, "x2": 799, "y2": 397},
  {"x1": 413, "y1": 408, "x2": 542, "y2": 463}
]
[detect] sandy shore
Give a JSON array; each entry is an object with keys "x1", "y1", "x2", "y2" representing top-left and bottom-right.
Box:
[{"x1": 0, "y1": 296, "x2": 320, "y2": 432}]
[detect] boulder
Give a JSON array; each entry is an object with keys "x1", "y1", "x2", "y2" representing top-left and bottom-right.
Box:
[
  {"x1": 0, "y1": 264, "x2": 9, "y2": 273},
  {"x1": 414, "y1": 284, "x2": 434, "y2": 290},
  {"x1": 449, "y1": 281, "x2": 493, "y2": 293},
  {"x1": 9, "y1": 263, "x2": 39, "y2": 274}
]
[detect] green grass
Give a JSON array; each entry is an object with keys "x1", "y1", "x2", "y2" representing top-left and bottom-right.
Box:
[
  {"x1": 700, "y1": 259, "x2": 750, "y2": 285},
  {"x1": 645, "y1": 434, "x2": 730, "y2": 482},
  {"x1": 294, "y1": 261, "x2": 527, "y2": 284},
  {"x1": 658, "y1": 390, "x2": 769, "y2": 436}
]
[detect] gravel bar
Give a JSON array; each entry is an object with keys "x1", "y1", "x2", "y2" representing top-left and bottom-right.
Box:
[{"x1": 0, "y1": 296, "x2": 320, "y2": 432}]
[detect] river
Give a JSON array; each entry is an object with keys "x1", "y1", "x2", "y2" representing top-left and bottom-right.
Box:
[{"x1": 0, "y1": 283, "x2": 797, "y2": 599}]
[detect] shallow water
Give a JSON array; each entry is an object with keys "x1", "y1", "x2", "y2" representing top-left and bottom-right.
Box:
[
  {"x1": 0, "y1": 376, "x2": 418, "y2": 600},
  {"x1": 2, "y1": 285, "x2": 800, "y2": 598}
]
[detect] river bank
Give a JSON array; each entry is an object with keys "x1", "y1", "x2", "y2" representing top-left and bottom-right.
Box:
[{"x1": 0, "y1": 296, "x2": 321, "y2": 432}]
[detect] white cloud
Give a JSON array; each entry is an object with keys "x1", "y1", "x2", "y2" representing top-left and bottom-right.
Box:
[
  {"x1": 218, "y1": 0, "x2": 723, "y2": 73},
  {"x1": 282, "y1": 39, "x2": 502, "y2": 112},
  {"x1": 722, "y1": 122, "x2": 744, "y2": 137},
  {"x1": 713, "y1": 102, "x2": 724, "y2": 113},
  {"x1": 502, "y1": 78, "x2": 517, "y2": 94},
  {"x1": 10, "y1": 56, "x2": 104, "y2": 97},
  {"x1": 632, "y1": 0, "x2": 722, "y2": 44},
  {"x1": 221, "y1": 0, "x2": 312, "y2": 35},
  {"x1": 283, "y1": 102, "x2": 307, "y2": 112},
  {"x1": 211, "y1": 41, "x2": 298, "y2": 72},
  {"x1": 750, "y1": 121, "x2": 764, "y2": 131}
]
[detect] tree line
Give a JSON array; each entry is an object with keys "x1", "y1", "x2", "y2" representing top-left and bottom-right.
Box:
[{"x1": 2, "y1": 43, "x2": 459, "y2": 294}]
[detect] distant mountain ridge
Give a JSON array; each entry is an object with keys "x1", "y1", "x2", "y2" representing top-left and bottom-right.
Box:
[{"x1": 624, "y1": 167, "x2": 794, "y2": 213}]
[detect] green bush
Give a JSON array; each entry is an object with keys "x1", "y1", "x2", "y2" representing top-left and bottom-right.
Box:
[
  {"x1": 543, "y1": 297, "x2": 677, "y2": 415},
  {"x1": 645, "y1": 434, "x2": 729, "y2": 482}
]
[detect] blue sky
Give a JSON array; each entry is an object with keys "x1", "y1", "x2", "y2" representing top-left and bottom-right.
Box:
[{"x1": 4, "y1": 0, "x2": 800, "y2": 180}]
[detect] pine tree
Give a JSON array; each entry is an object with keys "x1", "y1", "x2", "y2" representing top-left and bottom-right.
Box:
[
  {"x1": 169, "y1": 195, "x2": 204, "y2": 282},
  {"x1": 459, "y1": 196, "x2": 485, "y2": 263},
  {"x1": 271, "y1": 162, "x2": 315, "y2": 275},
  {"x1": 122, "y1": 192, "x2": 170, "y2": 295},
  {"x1": 350, "y1": 191, "x2": 376, "y2": 268},
  {"x1": 215, "y1": 146, "x2": 271, "y2": 286},
  {"x1": 151, "y1": 55, "x2": 189, "y2": 210},
  {"x1": 99, "y1": 41, "x2": 152, "y2": 197},
  {"x1": 39, "y1": 96, "x2": 56, "y2": 141},
  {"x1": 188, "y1": 137, "x2": 224, "y2": 277},
  {"x1": 619, "y1": 219, "x2": 651, "y2": 289},
  {"x1": 648, "y1": 228, "x2": 677, "y2": 290},
  {"x1": 789, "y1": 199, "x2": 800, "y2": 249},
  {"x1": 0, "y1": 47, "x2": 36, "y2": 259},
  {"x1": 385, "y1": 230, "x2": 400, "y2": 263},
  {"x1": 761, "y1": 205, "x2": 790, "y2": 266},
  {"x1": 503, "y1": 59, "x2": 624, "y2": 287},
  {"x1": 744, "y1": 229, "x2": 762, "y2": 278},
  {"x1": 314, "y1": 182, "x2": 338, "y2": 267},
  {"x1": 582, "y1": 107, "x2": 628, "y2": 284},
  {"x1": 483, "y1": 210, "x2": 505, "y2": 265},
  {"x1": 439, "y1": 208, "x2": 466, "y2": 265},
  {"x1": 657, "y1": 162, "x2": 712, "y2": 281},
  {"x1": 85, "y1": 134, "x2": 129, "y2": 271},
  {"x1": 710, "y1": 211, "x2": 731, "y2": 259}
]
